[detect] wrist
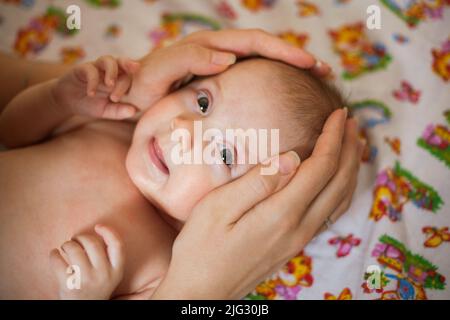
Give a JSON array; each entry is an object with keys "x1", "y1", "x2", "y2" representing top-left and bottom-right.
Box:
[
  {"x1": 47, "y1": 79, "x2": 74, "y2": 119},
  {"x1": 151, "y1": 268, "x2": 228, "y2": 300}
]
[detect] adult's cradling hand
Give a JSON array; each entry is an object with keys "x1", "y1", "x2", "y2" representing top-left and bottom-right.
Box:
[
  {"x1": 126, "y1": 28, "x2": 331, "y2": 111},
  {"x1": 152, "y1": 108, "x2": 363, "y2": 299}
]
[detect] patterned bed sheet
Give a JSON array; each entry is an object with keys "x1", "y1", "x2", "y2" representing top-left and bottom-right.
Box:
[{"x1": 0, "y1": 0, "x2": 449, "y2": 300}]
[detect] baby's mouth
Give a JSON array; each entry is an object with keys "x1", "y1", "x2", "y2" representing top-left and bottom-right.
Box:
[{"x1": 148, "y1": 137, "x2": 170, "y2": 175}]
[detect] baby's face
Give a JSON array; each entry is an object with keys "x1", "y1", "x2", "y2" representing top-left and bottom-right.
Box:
[{"x1": 126, "y1": 60, "x2": 294, "y2": 221}]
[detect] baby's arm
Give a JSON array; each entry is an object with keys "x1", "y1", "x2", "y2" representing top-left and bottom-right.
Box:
[
  {"x1": 0, "y1": 56, "x2": 138, "y2": 148},
  {"x1": 0, "y1": 79, "x2": 69, "y2": 148},
  {"x1": 49, "y1": 225, "x2": 125, "y2": 300},
  {"x1": 0, "y1": 52, "x2": 71, "y2": 113}
]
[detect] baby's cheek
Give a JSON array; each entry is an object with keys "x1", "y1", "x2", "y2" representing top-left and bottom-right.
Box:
[{"x1": 162, "y1": 168, "x2": 224, "y2": 221}]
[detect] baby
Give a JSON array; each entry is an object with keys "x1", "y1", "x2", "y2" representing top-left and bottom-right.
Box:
[{"x1": 0, "y1": 56, "x2": 344, "y2": 299}]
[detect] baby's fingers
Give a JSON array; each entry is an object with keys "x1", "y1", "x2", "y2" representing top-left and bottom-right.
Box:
[
  {"x1": 110, "y1": 75, "x2": 132, "y2": 103},
  {"x1": 74, "y1": 63, "x2": 100, "y2": 97},
  {"x1": 61, "y1": 240, "x2": 92, "y2": 271},
  {"x1": 95, "y1": 225, "x2": 125, "y2": 270},
  {"x1": 102, "y1": 102, "x2": 137, "y2": 120},
  {"x1": 95, "y1": 55, "x2": 118, "y2": 88},
  {"x1": 49, "y1": 248, "x2": 69, "y2": 285},
  {"x1": 72, "y1": 234, "x2": 109, "y2": 271}
]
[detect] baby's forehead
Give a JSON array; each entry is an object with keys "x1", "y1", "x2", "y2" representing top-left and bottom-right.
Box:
[
  {"x1": 220, "y1": 58, "x2": 280, "y2": 84},
  {"x1": 209, "y1": 67, "x2": 284, "y2": 125},
  {"x1": 208, "y1": 65, "x2": 296, "y2": 150},
  {"x1": 210, "y1": 60, "x2": 283, "y2": 106},
  {"x1": 196, "y1": 58, "x2": 281, "y2": 90}
]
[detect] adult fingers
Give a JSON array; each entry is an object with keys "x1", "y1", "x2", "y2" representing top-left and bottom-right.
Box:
[
  {"x1": 304, "y1": 124, "x2": 364, "y2": 239},
  {"x1": 202, "y1": 151, "x2": 301, "y2": 225},
  {"x1": 183, "y1": 29, "x2": 330, "y2": 75},
  {"x1": 330, "y1": 152, "x2": 361, "y2": 220},
  {"x1": 259, "y1": 108, "x2": 348, "y2": 223},
  {"x1": 141, "y1": 43, "x2": 236, "y2": 88},
  {"x1": 295, "y1": 118, "x2": 360, "y2": 233},
  {"x1": 313, "y1": 163, "x2": 359, "y2": 237},
  {"x1": 311, "y1": 60, "x2": 332, "y2": 77},
  {"x1": 184, "y1": 29, "x2": 313, "y2": 67}
]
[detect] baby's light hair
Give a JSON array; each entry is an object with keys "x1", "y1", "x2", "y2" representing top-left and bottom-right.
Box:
[{"x1": 270, "y1": 60, "x2": 347, "y2": 159}]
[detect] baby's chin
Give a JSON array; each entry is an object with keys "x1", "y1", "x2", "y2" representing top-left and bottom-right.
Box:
[
  {"x1": 157, "y1": 199, "x2": 191, "y2": 223},
  {"x1": 146, "y1": 195, "x2": 190, "y2": 230},
  {"x1": 125, "y1": 149, "x2": 191, "y2": 227}
]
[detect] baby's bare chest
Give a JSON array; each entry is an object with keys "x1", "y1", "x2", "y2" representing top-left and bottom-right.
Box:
[
  {"x1": 0, "y1": 126, "x2": 175, "y2": 298},
  {"x1": 0, "y1": 126, "x2": 133, "y2": 231}
]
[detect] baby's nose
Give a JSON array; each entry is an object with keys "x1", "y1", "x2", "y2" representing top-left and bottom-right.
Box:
[
  {"x1": 171, "y1": 117, "x2": 194, "y2": 152},
  {"x1": 170, "y1": 117, "x2": 193, "y2": 132}
]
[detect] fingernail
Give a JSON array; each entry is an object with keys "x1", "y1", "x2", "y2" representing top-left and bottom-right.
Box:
[
  {"x1": 313, "y1": 59, "x2": 330, "y2": 72},
  {"x1": 360, "y1": 137, "x2": 367, "y2": 148},
  {"x1": 314, "y1": 60, "x2": 323, "y2": 69},
  {"x1": 212, "y1": 52, "x2": 236, "y2": 66},
  {"x1": 279, "y1": 151, "x2": 301, "y2": 175},
  {"x1": 343, "y1": 107, "x2": 348, "y2": 119},
  {"x1": 325, "y1": 71, "x2": 336, "y2": 80}
]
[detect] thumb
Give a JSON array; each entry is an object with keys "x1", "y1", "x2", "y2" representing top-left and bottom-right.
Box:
[
  {"x1": 101, "y1": 102, "x2": 137, "y2": 120},
  {"x1": 150, "y1": 44, "x2": 236, "y2": 87},
  {"x1": 207, "y1": 151, "x2": 301, "y2": 224}
]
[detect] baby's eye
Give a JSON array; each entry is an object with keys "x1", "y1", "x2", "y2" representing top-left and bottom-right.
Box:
[
  {"x1": 220, "y1": 146, "x2": 234, "y2": 168},
  {"x1": 197, "y1": 90, "x2": 211, "y2": 114}
]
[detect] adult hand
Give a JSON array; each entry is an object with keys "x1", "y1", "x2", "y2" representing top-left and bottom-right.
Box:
[
  {"x1": 152, "y1": 108, "x2": 364, "y2": 299},
  {"x1": 126, "y1": 28, "x2": 331, "y2": 110}
]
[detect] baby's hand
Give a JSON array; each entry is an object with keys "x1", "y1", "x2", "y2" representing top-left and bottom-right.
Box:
[
  {"x1": 52, "y1": 55, "x2": 140, "y2": 120},
  {"x1": 49, "y1": 225, "x2": 125, "y2": 300}
]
